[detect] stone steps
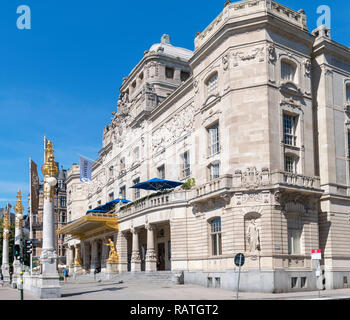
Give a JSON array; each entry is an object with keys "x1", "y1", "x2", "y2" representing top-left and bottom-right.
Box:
[{"x1": 70, "y1": 271, "x2": 184, "y2": 285}]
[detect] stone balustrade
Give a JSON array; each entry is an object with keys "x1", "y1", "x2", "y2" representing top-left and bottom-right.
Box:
[
  {"x1": 270, "y1": 171, "x2": 321, "y2": 190},
  {"x1": 119, "y1": 190, "x2": 188, "y2": 218},
  {"x1": 192, "y1": 174, "x2": 233, "y2": 200},
  {"x1": 194, "y1": 0, "x2": 307, "y2": 50}
]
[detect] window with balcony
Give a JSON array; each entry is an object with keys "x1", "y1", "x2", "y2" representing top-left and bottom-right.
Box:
[
  {"x1": 208, "y1": 123, "x2": 220, "y2": 156},
  {"x1": 209, "y1": 217, "x2": 222, "y2": 256},
  {"x1": 285, "y1": 154, "x2": 298, "y2": 174},
  {"x1": 157, "y1": 165, "x2": 165, "y2": 179},
  {"x1": 287, "y1": 215, "x2": 302, "y2": 255},
  {"x1": 206, "y1": 73, "x2": 218, "y2": 96},
  {"x1": 283, "y1": 113, "x2": 298, "y2": 146},
  {"x1": 281, "y1": 60, "x2": 296, "y2": 82},
  {"x1": 120, "y1": 185, "x2": 126, "y2": 199},
  {"x1": 133, "y1": 178, "x2": 140, "y2": 200},
  {"x1": 209, "y1": 161, "x2": 220, "y2": 180},
  {"x1": 181, "y1": 151, "x2": 190, "y2": 179}
]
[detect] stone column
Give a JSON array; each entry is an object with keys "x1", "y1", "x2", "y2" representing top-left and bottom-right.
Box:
[
  {"x1": 90, "y1": 240, "x2": 98, "y2": 272},
  {"x1": 145, "y1": 224, "x2": 157, "y2": 272},
  {"x1": 1, "y1": 204, "x2": 11, "y2": 286},
  {"x1": 101, "y1": 237, "x2": 108, "y2": 271},
  {"x1": 12, "y1": 191, "x2": 24, "y2": 287},
  {"x1": 116, "y1": 231, "x2": 128, "y2": 273},
  {"x1": 68, "y1": 245, "x2": 74, "y2": 273},
  {"x1": 131, "y1": 228, "x2": 141, "y2": 272},
  {"x1": 37, "y1": 140, "x2": 61, "y2": 298},
  {"x1": 83, "y1": 241, "x2": 91, "y2": 272}
]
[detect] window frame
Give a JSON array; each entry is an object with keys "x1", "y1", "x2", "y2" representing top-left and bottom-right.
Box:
[
  {"x1": 208, "y1": 123, "x2": 220, "y2": 157},
  {"x1": 206, "y1": 72, "x2": 218, "y2": 96},
  {"x1": 283, "y1": 113, "x2": 298, "y2": 146},
  {"x1": 181, "y1": 151, "x2": 191, "y2": 179},
  {"x1": 281, "y1": 59, "x2": 297, "y2": 83},
  {"x1": 287, "y1": 214, "x2": 303, "y2": 255},
  {"x1": 285, "y1": 154, "x2": 298, "y2": 174},
  {"x1": 209, "y1": 217, "x2": 222, "y2": 256}
]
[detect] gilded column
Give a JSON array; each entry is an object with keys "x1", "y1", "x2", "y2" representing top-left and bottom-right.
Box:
[
  {"x1": 145, "y1": 224, "x2": 157, "y2": 272},
  {"x1": 1, "y1": 204, "x2": 11, "y2": 286},
  {"x1": 74, "y1": 244, "x2": 83, "y2": 273},
  {"x1": 36, "y1": 140, "x2": 61, "y2": 298},
  {"x1": 13, "y1": 190, "x2": 24, "y2": 286},
  {"x1": 131, "y1": 227, "x2": 141, "y2": 272}
]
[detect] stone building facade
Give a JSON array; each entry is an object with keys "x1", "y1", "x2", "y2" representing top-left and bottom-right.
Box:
[{"x1": 60, "y1": 0, "x2": 350, "y2": 293}]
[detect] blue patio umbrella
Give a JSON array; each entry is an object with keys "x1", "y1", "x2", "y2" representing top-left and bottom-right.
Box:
[
  {"x1": 86, "y1": 198, "x2": 131, "y2": 215},
  {"x1": 131, "y1": 178, "x2": 183, "y2": 191}
]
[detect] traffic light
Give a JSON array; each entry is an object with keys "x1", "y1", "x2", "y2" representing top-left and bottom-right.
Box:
[
  {"x1": 14, "y1": 244, "x2": 21, "y2": 259},
  {"x1": 24, "y1": 240, "x2": 33, "y2": 255}
]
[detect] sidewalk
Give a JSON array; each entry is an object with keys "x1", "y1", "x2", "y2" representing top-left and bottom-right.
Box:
[{"x1": 1, "y1": 280, "x2": 350, "y2": 300}]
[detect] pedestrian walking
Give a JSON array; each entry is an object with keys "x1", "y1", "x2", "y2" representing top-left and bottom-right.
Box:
[
  {"x1": 63, "y1": 267, "x2": 69, "y2": 283},
  {"x1": 0, "y1": 270, "x2": 4, "y2": 287}
]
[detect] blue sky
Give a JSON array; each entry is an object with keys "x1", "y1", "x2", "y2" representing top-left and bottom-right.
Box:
[{"x1": 0, "y1": 0, "x2": 349, "y2": 212}]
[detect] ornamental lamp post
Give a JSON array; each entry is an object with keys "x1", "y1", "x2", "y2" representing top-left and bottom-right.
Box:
[
  {"x1": 1, "y1": 203, "x2": 12, "y2": 286},
  {"x1": 12, "y1": 190, "x2": 24, "y2": 288}
]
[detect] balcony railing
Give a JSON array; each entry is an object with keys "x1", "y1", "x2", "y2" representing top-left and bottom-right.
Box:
[
  {"x1": 271, "y1": 171, "x2": 321, "y2": 190},
  {"x1": 191, "y1": 174, "x2": 232, "y2": 202},
  {"x1": 119, "y1": 190, "x2": 188, "y2": 218}
]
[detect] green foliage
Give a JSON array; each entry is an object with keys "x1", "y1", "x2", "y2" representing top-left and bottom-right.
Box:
[{"x1": 181, "y1": 178, "x2": 196, "y2": 190}]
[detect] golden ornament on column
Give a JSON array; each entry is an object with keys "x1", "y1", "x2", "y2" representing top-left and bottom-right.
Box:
[
  {"x1": 14, "y1": 190, "x2": 24, "y2": 228},
  {"x1": 41, "y1": 140, "x2": 58, "y2": 201},
  {"x1": 2, "y1": 204, "x2": 11, "y2": 240}
]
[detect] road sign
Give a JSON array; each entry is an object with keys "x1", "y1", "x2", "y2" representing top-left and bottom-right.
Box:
[
  {"x1": 234, "y1": 253, "x2": 245, "y2": 267},
  {"x1": 311, "y1": 249, "x2": 321, "y2": 260}
]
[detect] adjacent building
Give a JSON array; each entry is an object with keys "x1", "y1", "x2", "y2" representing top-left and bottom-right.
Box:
[{"x1": 59, "y1": 0, "x2": 350, "y2": 293}]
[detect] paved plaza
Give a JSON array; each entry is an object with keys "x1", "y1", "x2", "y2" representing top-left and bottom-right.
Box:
[{"x1": 1, "y1": 280, "x2": 350, "y2": 300}]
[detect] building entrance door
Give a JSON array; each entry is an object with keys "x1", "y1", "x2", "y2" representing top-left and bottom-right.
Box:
[{"x1": 157, "y1": 243, "x2": 165, "y2": 271}]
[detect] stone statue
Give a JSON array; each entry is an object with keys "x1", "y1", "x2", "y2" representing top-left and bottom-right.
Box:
[
  {"x1": 246, "y1": 219, "x2": 261, "y2": 252},
  {"x1": 104, "y1": 238, "x2": 119, "y2": 263}
]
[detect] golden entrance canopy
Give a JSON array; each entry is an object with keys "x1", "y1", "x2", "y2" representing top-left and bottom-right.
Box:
[{"x1": 57, "y1": 211, "x2": 119, "y2": 240}]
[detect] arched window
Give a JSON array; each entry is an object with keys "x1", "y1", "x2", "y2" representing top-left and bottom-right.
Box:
[
  {"x1": 209, "y1": 217, "x2": 222, "y2": 256},
  {"x1": 281, "y1": 60, "x2": 296, "y2": 82}
]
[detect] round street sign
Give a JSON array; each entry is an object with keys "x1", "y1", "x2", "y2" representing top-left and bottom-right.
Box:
[{"x1": 234, "y1": 253, "x2": 245, "y2": 267}]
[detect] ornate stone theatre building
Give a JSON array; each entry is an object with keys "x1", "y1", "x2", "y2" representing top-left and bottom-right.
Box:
[{"x1": 59, "y1": 0, "x2": 350, "y2": 293}]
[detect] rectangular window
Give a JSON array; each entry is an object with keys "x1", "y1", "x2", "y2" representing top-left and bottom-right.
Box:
[
  {"x1": 287, "y1": 215, "x2": 302, "y2": 255},
  {"x1": 60, "y1": 197, "x2": 66, "y2": 207},
  {"x1": 208, "y1": 124, "x2": 220, "y2": 156},
  {"x1": 120, "y1": 186, "x2": 126, "y2": 199},
  {"x1": 120, "y1": 157, "x2": 125, "y2": 171},
  {"x1": 210, "y1": 162, "x2": 220, "y2": 180},
  {"x1": 165, "y1": 67, "x2": 174, "y2": 79},
  {"x1": 346, "y1": 85, "x2": 350, "y2": 102},
  {"x1": 182, "y1": 151, "x2": 190, "y2": 179},
  {"x1": 291, "y1": 277, "x2": 298, "y2": 289},
  {"x1": 207, "y1": 73, "x2": 218, "y2": 95},
  {"x1": 157, "y1": 165, "x2": 165, "y2": 179},
  {"x1": 108, "y1": 192, "x2": 114, "y2": 201},
  {"x1": 285, "y1": 155, "x2": 297, "y2": 174},
  {"x1": 348, "y1": 131, "x2": 350, "y2": 159},
  {"x1": 283, "y1": 114, "x2": 297, "y2": 146},
  {"x1": 181, "y1": 71, "x2": 190, "y2": 82},
  {"x1": 301, "y1": 277, "x2": 307, "y2": 288},
  {"x1": 133, "y1": 178, "x2": 140, "y2": 200},
  {"x1": 281, "y1": 61, "x2": 296, "y2": 82},
  {"x1": 207, "y1": 277, "x2": 213, "y2": 288},
  {"x1": 210, "y1": 218, "x2": 222, "y2": 256},
  {"x1": 215, "y1": 278, "x2": 221, "y2": 288}
]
